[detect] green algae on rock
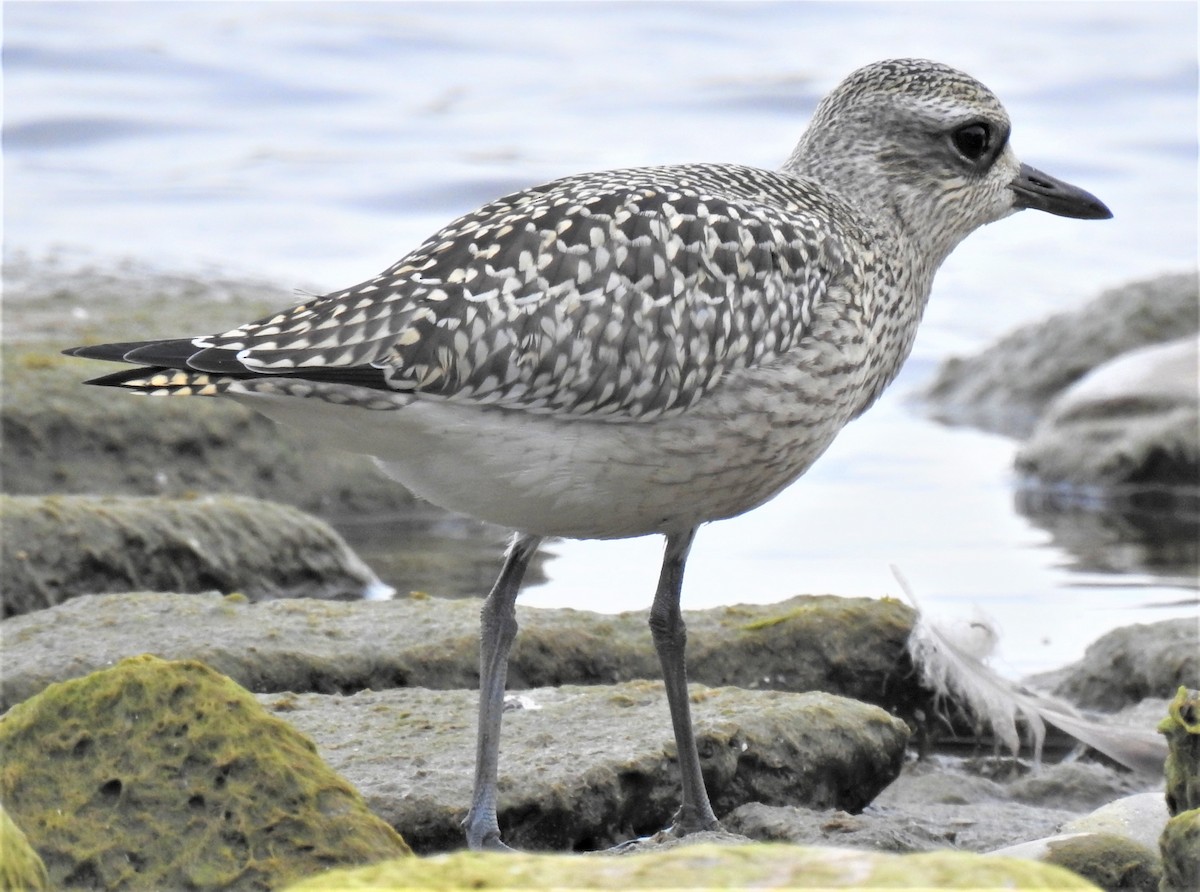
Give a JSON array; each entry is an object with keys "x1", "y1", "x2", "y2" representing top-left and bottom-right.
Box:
[
  {"x1": 281, "y1": 842, "x2": 1102, "y2": 890},
  {"x1": 0, "y1": 493, "x2": 392, "y2": 617},
  {"x1": 1159, "y1": 808, "x2": 1200, "y2": 892},
  {"x1": 1157, "y1": 689, "x2": 1200, "y2": 892},
  {"x1": 1158, "y1": 687, "x2": 1200, "y2": 816},
  {"x1": 1041, "y1": 833, "x2": 1161, "y2": 892},
  {"x1": 0, "y1": 805, "x2": 49, "y2": 891},
  {"x1": 0, "y1": 655, "x2": 410, "y2": 890},
  {"x1": 1, "y1": 592, "x2": 923, "y2": 715}
]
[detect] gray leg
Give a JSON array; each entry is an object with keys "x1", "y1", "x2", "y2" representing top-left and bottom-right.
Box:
[
  {"x1": 648, "y1": 527, "x2": 721, "y2": 834},
  {"x1": 463, "y1": 532, "x2": 541, "y2": 851}
]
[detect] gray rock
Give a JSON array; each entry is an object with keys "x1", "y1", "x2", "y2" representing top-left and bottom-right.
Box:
[
  {"x1": 1007, "y1": 761, "x2": 1146, "y2": 812},
  {"x1": 919, "y1": 272, "x2": 1198, "y2": 438},
  {"x1": 0, "y1": 591, "x2": 922, "y2": 716},
  {"x1": 724, "y1": 758, "x2": 1099, "y2": 853},
  {"x1": 0, "y1": 494, "x2": 392, "y2": 618},
  {"x1": 1025, "y1": 619, "x2": 1200, "y2": 711},
  {"x1": 1061, "y1": 791, "x2": 1170, "y2": 854},
  {"x1": 259, "y1": 683, "x2": 910, "y2": 853},
  {"x1": 1014, "y1": 337, "x2": 1199, "y2": 489}
]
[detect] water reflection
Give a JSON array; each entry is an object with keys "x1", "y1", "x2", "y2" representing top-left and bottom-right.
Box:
[
  {"x1": 332, "y1": 510, "x2": 546, "y2": 600},
  {"x1": 1015, "y1": 485, "x2": 1200, "y2": 584}
]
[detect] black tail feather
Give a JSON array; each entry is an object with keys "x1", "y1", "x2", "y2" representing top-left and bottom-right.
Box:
[
  {"x1": 67, "y1": 339, "x2": 394, "y2": 391},
  {"x1": 64, "y1": 341, "x2": 188, "y2": 363}
]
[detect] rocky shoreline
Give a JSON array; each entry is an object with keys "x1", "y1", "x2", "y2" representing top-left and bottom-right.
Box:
[{"x1": 2, "y1": 261, "x2": 1197, "y2": 889}]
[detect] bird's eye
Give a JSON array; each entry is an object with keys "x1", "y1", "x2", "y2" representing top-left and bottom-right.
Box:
[{"x1": 951, "y1": 123, "x2": 992, "y2": 161}]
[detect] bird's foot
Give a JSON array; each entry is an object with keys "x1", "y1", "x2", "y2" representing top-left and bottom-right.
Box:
[
  {"x1": 462, "y1": 810, "x2": 517, "y2": 852},
  {"x1": 605, "y1": 808, "x2": 724, "y2": 853},
  {"x1": 666, "y1": 802, "x2": 723, "y2": 837}
]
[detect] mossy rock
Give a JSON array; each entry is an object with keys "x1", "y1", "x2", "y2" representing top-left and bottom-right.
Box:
[
  {"x1": 1042, "y1": 833, "x2": 1161, "y2": 892},
  {"x1": 1159, "y1": 808, "x2": 1200, "y2": 892},
  {"x1": 0, "y1": 655, "x2": 410, "y2": 890},
  {"x1": 0, "y1": 494, "x2": 393, "y2": 617},
  {"x1": 1158, "y1": 686, "x2": 1200, "y2": 815},
  {"x1": 0, "y1": 805, "x2": 49, "y2": 891},
  {"x1": 282, "y1": 842, "x2": 1102, "y2": 890}
]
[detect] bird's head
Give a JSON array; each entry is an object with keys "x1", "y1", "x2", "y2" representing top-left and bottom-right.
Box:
[{"x1": 785, "y1": 58, "x2": 1111, "y2": 263}]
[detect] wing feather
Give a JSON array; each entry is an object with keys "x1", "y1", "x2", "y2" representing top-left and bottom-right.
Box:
[{"x1": 78, "y1": 164, "x2": 869, "y2": 421}]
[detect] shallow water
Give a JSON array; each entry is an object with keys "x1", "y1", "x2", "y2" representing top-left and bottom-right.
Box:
[{"x1": 4, "y1": 1, "x2": 1197, "y2": 675}]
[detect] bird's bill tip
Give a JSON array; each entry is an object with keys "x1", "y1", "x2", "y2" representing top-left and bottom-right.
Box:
[{"x1": 1010, "y1": 163, "x2": 1112, "y2": 220}]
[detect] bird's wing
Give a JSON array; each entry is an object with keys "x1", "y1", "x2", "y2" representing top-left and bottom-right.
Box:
[{"x1": 87, "y1": 165, "x2": 867, "y2": 422}]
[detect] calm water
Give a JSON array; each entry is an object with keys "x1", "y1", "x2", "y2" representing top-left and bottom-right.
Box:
[{"x1": 5, "y1": 1, "x2": 1198, "y2": 675}]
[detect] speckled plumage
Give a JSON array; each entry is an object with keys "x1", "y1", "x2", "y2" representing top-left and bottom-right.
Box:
[
  {"x1": 113, "y1": 163, "x2": 870, "y2": 422},
  {"x1": 68, "y1": 59, "x2": 1111, "y2": 850}
]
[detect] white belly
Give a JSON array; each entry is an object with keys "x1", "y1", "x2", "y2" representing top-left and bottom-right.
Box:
[{"x1": 231, "y1": 358, "x2": 863, "y2": 540}]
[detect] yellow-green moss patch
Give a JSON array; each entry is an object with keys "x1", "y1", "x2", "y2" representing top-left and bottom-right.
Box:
[
  {"x1": 0, "y1": 655, "x2": 410, "y2": 890},
  {"x1": 1044, "y1": 833, "x2": 1160, "y2": 892},
  {"x1": 0, "y1": 805, "x2": 49, "y2": 891},
  {"x1": 1159, "y1": 686, "x2": 1200, "y2": 816},
  {"x1": 1159, "y1": 807, "x2": 1200, "y2": 892},
  {"x1": 283, "y1": 842, "x2": 1101, "y2": 890}
]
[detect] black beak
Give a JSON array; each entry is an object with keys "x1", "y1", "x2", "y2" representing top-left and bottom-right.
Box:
[{"x1": 1010, "y1": 163, "x2": 1112, "y2": 220}]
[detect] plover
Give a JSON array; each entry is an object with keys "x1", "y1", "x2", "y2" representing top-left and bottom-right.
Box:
[{"x1": 66, "y1": 58, "x2": 1111, "y2": 850}]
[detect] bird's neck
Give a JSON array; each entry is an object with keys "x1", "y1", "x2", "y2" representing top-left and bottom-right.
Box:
[{"x1": 782, "y1": 148, "x2": 967, "y2": 278}]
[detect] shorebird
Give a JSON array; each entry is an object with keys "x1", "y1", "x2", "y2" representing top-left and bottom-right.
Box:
[{"x1": 66, "y1": 59, "x2": 1111, "y2": 850}]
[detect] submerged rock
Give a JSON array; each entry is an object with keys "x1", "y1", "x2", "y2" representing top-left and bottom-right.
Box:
[
  {"x1": 0, "y1": 655, "x2": 410, "y2": 890},
  {"x1": 0, "y1": 591, "x2": 922, "y2": 715},
  {"x1": 280, "y1": 841, "x2": 1101, "y2": 890},
  {"x1": 0, "y1": 494, "x2": 393, "y2": 617},
  {"x1": 262, "y1": 682, "x2": 910, "y2": 853}
]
